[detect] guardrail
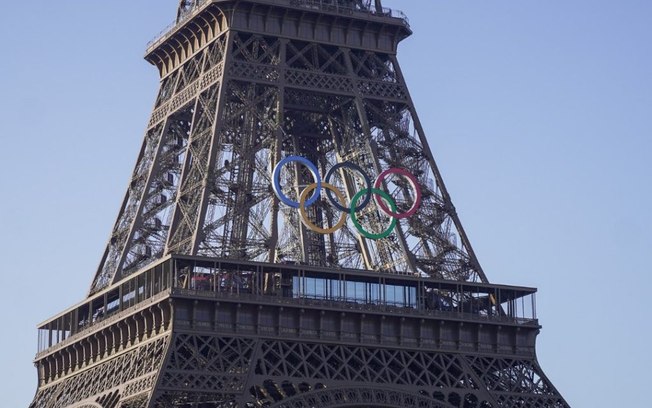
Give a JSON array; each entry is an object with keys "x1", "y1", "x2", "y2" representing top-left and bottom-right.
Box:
[
  {"x1": 147, "y1": 0, "x2": 211, "y2": 50},
  {"x1": 173, "y1": 288, "x2": 538, "y2": 326},
  {"x1": 288, "y1": 0, "x2": 409, "y2": 25},
  {"x1": 35, "y1": 290, "x2": 171, "y2": 358},
  {"x1": 146, "y1": 0, "x2": 409, "y2": 51}
]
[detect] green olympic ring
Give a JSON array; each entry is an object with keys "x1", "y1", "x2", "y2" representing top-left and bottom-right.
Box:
[{"x1": 350, "y1": 188, "x2": 398, "y2": 240}]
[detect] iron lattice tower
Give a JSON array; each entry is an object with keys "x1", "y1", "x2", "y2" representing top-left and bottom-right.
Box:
[{"x1": 29, "y1": 1, "x2": 569, "y2": 407}]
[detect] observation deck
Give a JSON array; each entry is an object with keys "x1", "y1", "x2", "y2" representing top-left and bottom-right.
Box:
[
  {"x1": 148, "y1": 0, "x2": 410, "y2": 52},
  {"x1": 144, "y1": 0, "x2": 412, "y2": 76},
  {"x1": 35, "y1": 255, "x2": 539, "y2": 363}
]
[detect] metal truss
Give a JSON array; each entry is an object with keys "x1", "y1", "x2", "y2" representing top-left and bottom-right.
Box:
[
  {"x1": 90, "y1": 5, "x2": 487, "y2": 295},
  {"x1": 29, "y1": 254, "x2": 568, "y2": 407},
  {"x1": 29, "y1": 2, "x2": 569, "y2": 408},
  {"x1": 144, "y1": 333, "x2": 567, "y2": 408},
  {"x1": 29, "y1": 280, "x2": 568, "y2": 407},
  {"x1": 29, "y1": 336, "x2": 170, "y2": 408}
]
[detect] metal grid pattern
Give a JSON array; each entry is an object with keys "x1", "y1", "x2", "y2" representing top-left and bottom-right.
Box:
[
  {"x1": 91, "y1": 25, "x2": 487, "y2": 295},
  {"x1": 28, "y1": 2, "x2": 569, "y2": 407},
  {"x1": 29, "y1": 336, "x2": 169, "y2": 408},
  {"x1": 145, "y1": 333, "x2": 567, "y2": 407}
]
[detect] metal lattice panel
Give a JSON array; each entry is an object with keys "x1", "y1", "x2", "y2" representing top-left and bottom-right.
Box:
[
  {"x1": 152, "y1": 392, "x2": 238, "y2": 408},
  {"x1": 93, "y1": 34, "x2": 231, "y2": 293},
  {"x1": 160, "y1": 335, "x2": 256, "y2": 393},
  {"x1": 269, "y1": 387, "x2": 453, "y2": 408},
  {"x1": 255, "y1": 340, "x2": 479, "y2": 388},
  {"x1": 466, "y1": 357, "x2": 568, "y2": 407},
  {"x1": 248, "y1": 338, "x2": 497, "y2": 406},
  {"x1": 29, "y1": 2, "x2": 569, "y2": 408},
  {"x1": 119, "y1": 394, "x2": 150, "y2": 408},
  {"x1": 29, "y1": 336, "x2": 169, "y2": 408},
  {"x1": 90, "y1": 21, "x2": 489, "y2": 294},
  {"x1": 141, "y1": 332, "x2": 567, "y2": 407}
]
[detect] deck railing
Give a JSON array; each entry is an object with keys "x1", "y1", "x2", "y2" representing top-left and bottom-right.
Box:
[
  {"x1": 146, "y1": 0, "x2": 409, "y2": 51},
  {"x1": 173, "y1": 287, "x2": 539, "y2": 327}
]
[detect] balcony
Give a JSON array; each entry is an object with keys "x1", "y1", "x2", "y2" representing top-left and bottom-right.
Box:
[{"x1": 146, "y1": 0, "x2": 410, "y2": 52}]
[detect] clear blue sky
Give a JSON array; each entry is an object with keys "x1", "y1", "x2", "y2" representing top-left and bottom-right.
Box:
[{"x1": 1, "y1": 1, "x2": 650, "y2": 406}]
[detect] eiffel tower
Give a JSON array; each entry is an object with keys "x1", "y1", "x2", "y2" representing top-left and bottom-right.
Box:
[{"x1": 29, "y1": 1, "x2": 569, "y2": 407}]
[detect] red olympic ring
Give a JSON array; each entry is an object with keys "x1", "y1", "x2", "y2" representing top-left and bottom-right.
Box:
[{"x1": 373, "y1": 168, "x2": 422, "y2": 219}]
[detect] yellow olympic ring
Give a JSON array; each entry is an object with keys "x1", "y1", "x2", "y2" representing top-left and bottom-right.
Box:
[{"x1": 299, "y1": 182, "x2": 348, "y2": 234}]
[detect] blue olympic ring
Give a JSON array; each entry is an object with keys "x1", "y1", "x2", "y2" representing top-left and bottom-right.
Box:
[{"x1": 272, "y1": 156, "x2": 321, "y2": 208}]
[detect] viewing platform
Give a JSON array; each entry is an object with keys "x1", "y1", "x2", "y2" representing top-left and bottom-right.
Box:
[
  {"x1": 148, "y1": 0, "x2": 410, "y2": 53},
  {"x1": 145, "y1": 0, "x2": 412, "y2": 74},
  {"x1": 35, "y1": 255, "x2": 539, "y2": 358}
]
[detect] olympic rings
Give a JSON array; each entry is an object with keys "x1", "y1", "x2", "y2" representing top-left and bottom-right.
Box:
[
  {"x1": 299, "y1": 183, "x2": 348, "y2": 234},
  {"x1": 272, "y1": 157, "x2": 422, "y2": 240},
  {"x1": 272, "y1": 156, "x2": 321, "y2": 209},
  {"x1": 373, "y1": 168, "x2": 422, "y2": 219},
  {"x1": 350, "y1": 188, "x2": 398, "y2": 240}
]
